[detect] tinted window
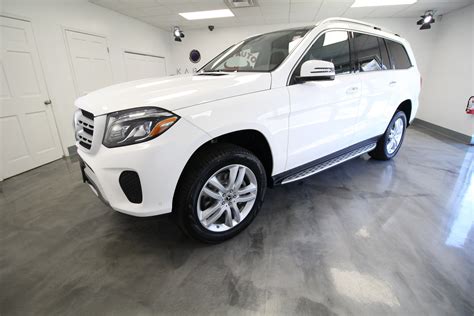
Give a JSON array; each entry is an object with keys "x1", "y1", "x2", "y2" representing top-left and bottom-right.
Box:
[
  {"x1": 386, "y1": 40, "x2": 412, "y2": 69},
  {"x1": 353, "y1": 33, "x2": 386, "y2": 72},
  {"x1": 298, "y1": 31, "x2": 351, "y2": 75}
]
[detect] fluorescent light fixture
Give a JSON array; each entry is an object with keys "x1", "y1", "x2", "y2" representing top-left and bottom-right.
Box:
[
  {"x1": 179, "y1": 9, "x2": 234, "y2": 20},
  {"x1": 351, "y1": 0, "x2": 417, "y2": 7}
]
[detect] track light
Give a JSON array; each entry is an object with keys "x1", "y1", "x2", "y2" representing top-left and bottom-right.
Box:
[
  {"x1": 173, "y1": 26, "x2": 185, "y2": 42},
  {"x1": 417, "y1": 11, "x2": 435, "y2": 30}
]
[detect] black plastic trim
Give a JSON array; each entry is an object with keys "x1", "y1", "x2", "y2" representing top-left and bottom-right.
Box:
[
  {"x1": 119, "y1": 171, "x2": 143, "y2": 204},
  {"x1": 81, "y1": 109, "x2": 94, "y2": 120},
  {"x1": 79, "y1": 157, "x2": 109, "y2": 206},
  {"x1": 271, "y1": 136, "x2": 382, "y2": 186}
]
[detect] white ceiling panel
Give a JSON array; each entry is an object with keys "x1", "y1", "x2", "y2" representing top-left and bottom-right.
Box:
[
  {"x1": 343, "y1": 7, "x2": 376, "y2": 18},
  {"x1": 315, "y1": 1, "x2": 352, "y2": 21},
  {"x1": 90, "y1": 0, "x2": 474, "y2": 30}
]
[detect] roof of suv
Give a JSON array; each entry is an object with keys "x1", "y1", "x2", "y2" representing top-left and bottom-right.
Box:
[{"x1": 315, "y1": 17, "x2": 408, "y2": 44}]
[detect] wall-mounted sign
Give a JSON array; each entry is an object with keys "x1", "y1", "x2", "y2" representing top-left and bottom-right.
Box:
[
  {"x1": 175, "y1": 67, "x2": 197, "y2": 75},
  {"x1": 189, "y1": 49, "x2": 201, "y2": 63}
]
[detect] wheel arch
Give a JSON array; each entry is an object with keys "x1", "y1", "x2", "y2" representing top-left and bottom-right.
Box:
[
  {"x1": 173, "y1": 129, "x2": 275, "y2": 211},
  {"x1": 396, "y1": 99, "x2": 412, "y2": 125}
]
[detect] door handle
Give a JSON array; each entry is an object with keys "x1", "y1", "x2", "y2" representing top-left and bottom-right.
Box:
[
  {"x1": 346, "y1": 86, "x2": 359, "y2": 94},
  {"x1": 389, "y1": 81, "x2": 397, "y2": 87},
  {"x1": 44, "y1": 99, "x2": 52, "y2": 105}
]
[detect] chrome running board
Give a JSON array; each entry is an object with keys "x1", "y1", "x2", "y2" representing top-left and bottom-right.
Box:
[{"x1": 281, "y1": 143, "x2": 376, "y2": 185}]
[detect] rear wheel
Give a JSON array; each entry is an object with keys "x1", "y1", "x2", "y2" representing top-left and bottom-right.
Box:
[
  {"x1": 174, "y1": 144, "x2": 266, "y2": 243},
  {"x1": 370, "y1": 111, "x2": 407, "y2": 160}
]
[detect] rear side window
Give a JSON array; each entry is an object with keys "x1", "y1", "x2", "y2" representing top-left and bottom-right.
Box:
[
  {"x1": 385, "y1": 40, "x2": 412, "y2": 69},
  {"x1": 352, "y1": 32, "x2": 387, "y2": 72},
  {"x1": 299, "y1": 31, "x2": 352, "y2": 75}
]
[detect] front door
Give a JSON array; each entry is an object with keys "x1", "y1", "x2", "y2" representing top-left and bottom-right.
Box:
[
  {"x1": 0, "y1": 16, "x2": 63, "y2": 180},
  {"x1": 286, "y1": 30, "x2": 360, "y2": 170}
]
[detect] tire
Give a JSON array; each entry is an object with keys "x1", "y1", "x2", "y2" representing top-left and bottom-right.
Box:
[
  {"x1": 369, "y1": 111, "x2": 407, "y2": 160},
  {"x1": 174, "y1": 143, "x2": 267, "y2": 243}
]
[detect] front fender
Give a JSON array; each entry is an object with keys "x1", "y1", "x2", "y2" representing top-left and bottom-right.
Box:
[{"x1": 175, "y1": 88, "x2": 290, "y2": 175}]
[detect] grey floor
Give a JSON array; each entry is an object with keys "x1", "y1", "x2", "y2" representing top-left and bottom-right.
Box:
[{"x1": 1, "y1": 127, "x2": 473, "y2": 316}]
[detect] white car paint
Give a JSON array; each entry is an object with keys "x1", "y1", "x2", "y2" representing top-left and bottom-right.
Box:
[{"x1": 74, "y1": 18, "x2": 420, "y2": 217}]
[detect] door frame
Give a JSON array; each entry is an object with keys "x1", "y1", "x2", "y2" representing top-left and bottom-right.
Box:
[
  {"x1": 61, "y1": 25, "x2": 113, "y2": 99},
  {"x1": 0, "y1": 13, "x2": 65, "y2": 180}
]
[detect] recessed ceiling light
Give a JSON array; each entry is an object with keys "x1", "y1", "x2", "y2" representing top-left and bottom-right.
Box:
[
  {"x1": 351, "y1": 0, "x2": 417, "y2": 8},
  {"x1": 179, "y1": 9, "x2": 234, "y2": 20}
]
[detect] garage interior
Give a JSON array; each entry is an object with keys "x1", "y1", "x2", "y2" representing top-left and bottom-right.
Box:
[{"x1": 1, "y1": 0, "x2": 473, "y2": 315}]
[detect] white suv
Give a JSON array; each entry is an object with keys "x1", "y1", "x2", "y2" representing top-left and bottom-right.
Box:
[{"x1": 74, "y1": 18, "x2": 420, "y2": 242}]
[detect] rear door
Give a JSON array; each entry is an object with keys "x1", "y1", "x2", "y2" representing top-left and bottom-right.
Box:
[
  {"x1": 351, "y1": 32, "x2": 393, "y2": 144},
  {"x1": 286, "y1": 30, "x2": 361, "y2": 170},
  {"x1": 384, "y1": 39, "x2": 417, "y2": 123}
]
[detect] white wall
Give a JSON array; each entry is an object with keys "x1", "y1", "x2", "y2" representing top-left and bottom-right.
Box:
[
  {"x1": 170, "y1": 14, "x2": 473, "y2": 139},
  {"x1": 418, "y1": 5, "x2": 474, "y2": 139},
  {"x1": 1, "y1": 0, "x2": 173, "y2": 154}
]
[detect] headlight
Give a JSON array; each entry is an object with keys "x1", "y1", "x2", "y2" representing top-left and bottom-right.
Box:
[{"x1": 103, "y1": 107, "x2": 179, "y2": 148}]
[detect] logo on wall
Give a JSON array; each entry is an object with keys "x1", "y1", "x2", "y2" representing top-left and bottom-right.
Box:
[{"x1": 189, "y1": 49, "x2": 201, "y2": 63}]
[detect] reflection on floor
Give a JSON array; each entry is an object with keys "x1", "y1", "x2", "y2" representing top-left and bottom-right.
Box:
[{"x1": 1, "y1": 126, "x2": 473, "y2": 315}]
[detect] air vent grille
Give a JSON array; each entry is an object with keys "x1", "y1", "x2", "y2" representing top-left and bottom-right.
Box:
[{"x1": 225, "y1": 0, "x2": 257, "y2": 8}]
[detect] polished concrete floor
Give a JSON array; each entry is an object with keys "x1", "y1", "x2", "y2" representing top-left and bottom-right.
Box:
[{"x1": 1, "y1": 127, "x2": 473, "y2": 315}]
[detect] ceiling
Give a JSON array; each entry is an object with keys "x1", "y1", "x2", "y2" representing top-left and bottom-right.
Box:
[{"x1": 90, "y1": 0, "x2": 474, "y2": 30}]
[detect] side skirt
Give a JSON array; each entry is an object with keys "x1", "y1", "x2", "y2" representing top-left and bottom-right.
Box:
[{"x1": 272, "y1": 136, "x2": 381, "y2": 186}]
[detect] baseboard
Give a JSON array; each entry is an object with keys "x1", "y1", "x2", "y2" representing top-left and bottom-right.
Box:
[
  {"x1": 67, "y1": 145, "x2": 78, "y2": 156},
  {"x1": 412, "y1": 119, "x2": 473, "y2": 145}
]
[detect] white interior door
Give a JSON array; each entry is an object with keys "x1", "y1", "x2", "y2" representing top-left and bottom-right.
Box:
[
  {"x1": 0, "y1": 16, "x2": 63, "y2": 180},
  {"x1": 124, "y1": 52, "x2": 166, "y2": 81},
  {"x1": 65, "y1": 29, "x2": 113, "y2": 96}
]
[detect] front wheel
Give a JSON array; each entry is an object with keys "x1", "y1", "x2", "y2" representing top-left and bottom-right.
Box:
[
  {"x1": 174, "y1": 144, "x2": 267, "y2": 243},
  {"x1": 369, "y1": 111, "x2": 407, "y2": 160}
]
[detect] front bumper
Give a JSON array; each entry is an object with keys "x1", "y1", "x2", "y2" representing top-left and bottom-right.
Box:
[
  {"x1": 79, "y1": 157, "x2": 110, "y2": 206},
  {"x1": 77, "y1": 118, "x2": 211, "y2": 217}
]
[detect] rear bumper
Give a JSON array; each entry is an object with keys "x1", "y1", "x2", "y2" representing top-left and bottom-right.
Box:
[{"x1": 77, "y1": 118, "x2": 211, "y2": 217}]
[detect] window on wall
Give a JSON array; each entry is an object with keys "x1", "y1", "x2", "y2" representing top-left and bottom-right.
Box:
[
  {"x1": 298, "y1": 31, "x2": 352, "y2": 75},
  {"x1": 352, "y1": 32, "x2": 386, "y2": 72},
  {"x1": 385, "y1": 40, "x2": 412, "y2": 69}
]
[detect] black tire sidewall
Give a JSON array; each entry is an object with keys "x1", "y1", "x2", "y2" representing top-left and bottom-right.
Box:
[
  {"x1": 180, "y1": 148, "x2": 266, "y2": 243},
  {"x1": 383, "y1": 111, "x2": 407, "y2": 159}
]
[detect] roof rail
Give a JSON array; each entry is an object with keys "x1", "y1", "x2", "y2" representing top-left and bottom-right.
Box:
[{"x1": 317, "y1": 17, "x2": 397, "y2": 36}]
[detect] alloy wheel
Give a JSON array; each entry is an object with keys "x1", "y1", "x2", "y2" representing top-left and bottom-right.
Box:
[
  {"x1": 386, "y1": 117, "x2": 404, "y2": 154},
  {"x1": 197, "y1": 164, "x2": 258, "y2": 232}
]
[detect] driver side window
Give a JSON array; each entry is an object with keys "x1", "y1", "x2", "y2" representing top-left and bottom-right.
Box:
[{"x1": 297, "y1": 31, "x2": 351, "y2": 76}]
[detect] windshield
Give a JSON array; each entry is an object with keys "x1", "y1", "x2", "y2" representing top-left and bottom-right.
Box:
[{"x1": 201, "y1": 27, "x2": 313, "y2": 73}]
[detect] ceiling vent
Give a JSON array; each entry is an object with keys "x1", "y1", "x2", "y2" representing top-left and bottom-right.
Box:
[{"x1": 225, "y1": 0, "x2": 257, "y2": 8}]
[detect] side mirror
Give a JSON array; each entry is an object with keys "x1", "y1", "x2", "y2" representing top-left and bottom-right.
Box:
[{"x1": 296, "y1": 60, "x2": 335, "y2": 82}]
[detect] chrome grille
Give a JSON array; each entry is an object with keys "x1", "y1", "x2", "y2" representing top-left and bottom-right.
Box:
[{"x1": 76, "y1": 110, "x2": 95, "y2": 150}]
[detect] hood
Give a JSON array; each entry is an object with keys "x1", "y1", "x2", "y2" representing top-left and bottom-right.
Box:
[{"x1": 75, "y1": 72, "x2": 272, "y2": 116}]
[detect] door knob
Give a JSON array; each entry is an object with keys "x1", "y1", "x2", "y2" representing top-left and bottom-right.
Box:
[{"x1": 44, "y1": 99, "x2": 52, "y2": 105}]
